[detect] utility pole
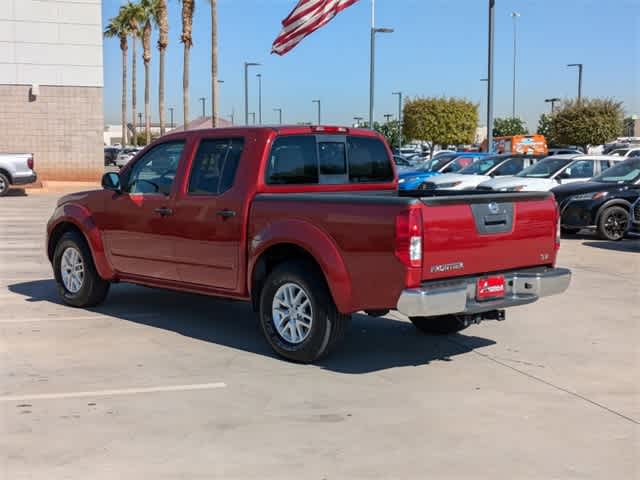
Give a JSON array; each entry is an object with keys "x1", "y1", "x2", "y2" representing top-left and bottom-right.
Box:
[
  {"x1": 392, "y1": 91, "x2": 402, "y2": 149},
  {"x1": 486, "y1": 0, "x2": 495, "y2": 152},
  {"x1": 199, "y1": 97, "x2": 206, "y2": 118},
  {"x1": 369, "y1": 0, "x2": 394, "y2": 129},
  {"x1": 244, "y1": 62, "x2": 260, "y2": 125},
  {"x1": 312, "y1": 99, "x2": 321, "y2": 125},
  {"x1": 511, "y1": 12, "x2": 520, "y2": 118},
  {"x1": 567, "y1": 63, "x2": 583, "y2": 101},
  {"x1": 273, "y1": 108, "x2": 282, "y2": 124},
  {"x1": 545, "y1": 97, "x2": 561, "y2": 113},
  {"x1": 256, "y1": 73, "x2": 262, "y2": 124}
]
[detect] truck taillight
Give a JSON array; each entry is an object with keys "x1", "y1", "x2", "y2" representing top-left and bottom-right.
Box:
[
  {"x1": 395, "y1": 208, "x2": 423, "y2": 268},
  {"x1": 27, "y1": 155, "x2": 34, "y2": 170}
]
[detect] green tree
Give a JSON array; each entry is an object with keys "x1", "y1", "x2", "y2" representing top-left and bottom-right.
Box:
[
  {"x1": 104, "y1": 7, "x2": 131, "y2": 146},
  {"x1": 493, "y1": 117, "x2": 528, "y2": 136},
  {"x1": 537, "y1": 113, "x2": 554, "y2": 142},
  {"x1": 403, "y1": 97, "x2": 477, "y2": 157},
  {"x1": 374, "y1": 120, "x2": 405, "y2": 148},
  {"x1": 551, "y1": 98, "x2": 623, "y2": 150}
]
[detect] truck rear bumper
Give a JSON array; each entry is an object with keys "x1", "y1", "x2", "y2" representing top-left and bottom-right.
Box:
[
  {"x1": 396, "y1": 267, "x2": 571, "y2": 318},
  {"x1": 13, "y1": 172, "x2": 37, "y2": 185}
]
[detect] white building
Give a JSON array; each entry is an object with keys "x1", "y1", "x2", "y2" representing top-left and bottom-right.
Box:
[{"x1": 0, "y1": 0, "x2": 103, "y2": 181}]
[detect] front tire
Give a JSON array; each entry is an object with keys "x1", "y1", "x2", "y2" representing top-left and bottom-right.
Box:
[
  {"x1": 0, "y1": 173, "x2": 10, "y2": 197},
  {"x1": 53, "y1": 231, "x2": 110, "y2": 307},
  {"x1": 597, "y1": 206, "x2": 628, "y2": 241},
  {"x1": 259, "y1": 261, "x2": 350, "y2": 363},
  {"x1": 410, "y1": 315, "x2": 469, "y2": 335}
]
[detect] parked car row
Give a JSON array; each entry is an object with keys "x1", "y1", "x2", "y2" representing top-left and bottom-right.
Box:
[{"x1": 104, "y1": 146, "x2": 144, "y2": 168}]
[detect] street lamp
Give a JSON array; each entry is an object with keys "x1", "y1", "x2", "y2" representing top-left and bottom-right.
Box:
[
  {"x1": 486, "y1": 0, "x2": 496, "y2": 152},
  {"x1": 384, "y1": 113, "x2": 393, "y2": 123},
  {"x1": 312, "y1": 99, "x2": 321, "y2": 125},
  {"x1": 545, "y1": 97, "x2": 561, "y2": 113},
  {"x1": 511, "y1": 12, "x2": 521, "y2": 118},
  {"x1": 273, "y1": 107, "x2": 282, "y2": 124},
  {"x1": 353, "y1": 116, "x2": 363, "y2": 127},
  {"x1": 199, "y1": 97, "x2": 206, "y2": 118},
  {"x1": 369, "y1": 1, "x2": 394, "y2": 129},
  {"x1": 169, "y1": 107, "x2": 174, "y2": 128},
  {"x1": 567, "y1": 63, "x2": 583, "y2": 101},
  {"x1": 392, "y1": 91, "x2": 402, "y2": 148},
  {"x1": 256, "y1": 73, "x2": 262, "y2": 125},
  {"x1": 244, "y1": 62, "x2": 260, "y2": 125}
]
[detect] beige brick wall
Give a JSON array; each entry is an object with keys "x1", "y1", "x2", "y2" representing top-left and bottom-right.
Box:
[{"x1": 0, "y1": 84, "x2": 103, "y2": 181}]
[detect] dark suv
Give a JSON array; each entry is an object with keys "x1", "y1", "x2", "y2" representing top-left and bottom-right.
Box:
[{"x1": 551, "y1": 158, "x2": 640, "y2": 240}]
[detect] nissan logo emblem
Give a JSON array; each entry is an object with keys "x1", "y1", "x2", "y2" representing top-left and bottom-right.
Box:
[{"x1": 488, "y1": 202, "x2": 500, "y2": 214}]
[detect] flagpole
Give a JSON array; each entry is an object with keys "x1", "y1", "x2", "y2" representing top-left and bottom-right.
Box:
[{"x1": 368, "y1": 0, "x2": 375, "y2": 128}]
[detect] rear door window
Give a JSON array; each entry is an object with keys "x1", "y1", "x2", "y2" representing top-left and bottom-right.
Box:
[
  {"x1": 188, "y1": 138, "x2": 244, "y2": 195},
  {"x1": 266, "y1": 135, "x2": 319, "y2": 184}
]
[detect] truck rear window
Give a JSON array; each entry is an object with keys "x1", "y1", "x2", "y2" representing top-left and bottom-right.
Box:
[{"x1": 266, "y1": 135, "x2": 393, "y2": 185}]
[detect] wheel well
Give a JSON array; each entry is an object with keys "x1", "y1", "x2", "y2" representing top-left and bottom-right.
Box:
[
  {"x1": 596, "y1": 201, "x2": 631, "y2": 224},
  {"x1": 251, "y1": 243, "x2": 328, "y2": 311},
  {"x1": 0, "y1": 168, "x2": 12, "y2": 183},
  {"x1": 47, "y1": 222, "x2": 83, "y2": 261}
]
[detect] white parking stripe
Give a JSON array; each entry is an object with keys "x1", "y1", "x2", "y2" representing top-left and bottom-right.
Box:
[{"x1": 0, "y1": 382, "x2": 227, "y2": 402}]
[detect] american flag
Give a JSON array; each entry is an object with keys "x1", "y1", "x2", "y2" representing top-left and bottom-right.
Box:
[{"x1": 272, "y1": 0, "x2": 360, "y2": 56}]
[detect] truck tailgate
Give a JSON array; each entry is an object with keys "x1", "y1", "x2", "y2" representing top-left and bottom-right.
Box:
[{"x1": 418, "y1": 192, "x2": 558, "y2": 281}]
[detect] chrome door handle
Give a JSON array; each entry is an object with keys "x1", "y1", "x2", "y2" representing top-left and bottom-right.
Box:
[
  {"x1": 216, "y1": 209, "x2": 236, "y2": 219},
  {"x1": 153, "y1": 207, "x2": 173, "y2": 217}
]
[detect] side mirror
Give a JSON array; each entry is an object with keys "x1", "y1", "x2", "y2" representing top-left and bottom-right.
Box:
[{"x1": 102, "y1": 172, "x2": 121, "y2": 193}]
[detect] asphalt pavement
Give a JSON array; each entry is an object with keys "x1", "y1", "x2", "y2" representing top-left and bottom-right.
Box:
[{"x1": 1, "y1": 191, "x2": 638, "y2": 479}]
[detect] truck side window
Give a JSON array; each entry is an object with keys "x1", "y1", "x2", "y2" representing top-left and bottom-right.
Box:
[
  {"x1": 188, "y1": 138, "x2": 244, "y2": 195},
  {"x1": 347, "y1": 136, "x2": 394, "y2": 183},
  {"x1": 124, "y1": 141, "x2": 185, "y2": 195},
  {"x1": 266, "y1": 135, "x2": 318, "y2": 184}
]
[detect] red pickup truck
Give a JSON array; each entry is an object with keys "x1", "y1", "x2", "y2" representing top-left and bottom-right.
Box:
[{"x1": 47, "y1": 126, "x2": 571, "y2": 362}]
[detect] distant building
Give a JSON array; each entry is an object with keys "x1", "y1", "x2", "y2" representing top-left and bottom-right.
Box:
[
  {"x1": 0, "y1": 0, "x2": 104, "y2": 182},
  {"x1": 624, "y1": 116, "x2": 640, "y2": 137},
  {"x1": 169, "y1": 116, "x2": 234, "y2": 132}
]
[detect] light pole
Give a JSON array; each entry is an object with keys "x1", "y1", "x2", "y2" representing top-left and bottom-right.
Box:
[
  {"x1": 312, "y1": 99, "x2": 321, "y2": 125},
  {"x1": 511, "y1": 12, "x2": 520, "y2": 118},
  {"x1": 567, "y1": 63, "x2": 583, "y2": 101},
  {"x1": 244, "y1": 62, "x2": 260, "y2": 125},
  {"x1": 545, "y1": 97, "x2": 561, "y2": 113},
  {"x1": 486, "y1": 0, "x2": 496, "y2": 152},
  {"x1": 369, "y1": 0, "x2": 393, "y2": 128},
  {"x1": 392, "y1": 91, "x2": 402, "y2": 148},
  {"x1": 199, "y1": 97, "x2": 206, "y2": 118},
  {"x1": 384, "y1": 113, "x2": 393, "y2": 123},
  {"x1": 169, "y1": 107, "x2": 174, "y2": 128},
  {"x1": 273, "y1": 108, "x2": 282, "y2": 124},
  {"x1": 353, "y1": 116, "x2": 363, "y2": 127},
  {"x1": 249, "y1": 112, "x2": 256, "y2": 125},
  {"x1": 256, "y1": 73, "x2": 262, "y2": 125}
]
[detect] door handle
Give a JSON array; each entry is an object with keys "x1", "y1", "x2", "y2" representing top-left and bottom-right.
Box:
[
  {"x1": 216, "y1": 209, "x2": 236, "y2": 219},
  {"x1": 153, "y1": 206, "x2": 173, "y2": 217}
]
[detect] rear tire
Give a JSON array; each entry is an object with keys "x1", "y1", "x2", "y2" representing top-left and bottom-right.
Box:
[
  {"x1": 259, "y1": 261, "x2": 350, "y2": 363},
  {"x1": 53, "y1": 231, "x2": 110, "y2": 307},
  {"x1": 0, "y1": 173, "x2": 10, "y2": 197},
  {"x1": 597, "y1": 206, "x2": 628, "y2": 241},
  {"x1": 410, "y1": 315, "x2": 469, "y2": 335}
]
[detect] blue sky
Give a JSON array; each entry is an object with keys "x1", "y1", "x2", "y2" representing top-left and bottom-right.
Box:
[{"x1": 102, "y1": 0, "x2": 639, "y2": 130}]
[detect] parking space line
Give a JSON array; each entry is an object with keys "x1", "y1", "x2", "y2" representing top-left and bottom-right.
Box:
[{"x1": 0, "y1": 382, "x2": 227, "y2": 402}]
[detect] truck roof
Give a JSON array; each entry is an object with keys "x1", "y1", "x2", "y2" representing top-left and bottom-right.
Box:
[{"x1": 161, "y1": 125, "x2": 382, "y2": 139}]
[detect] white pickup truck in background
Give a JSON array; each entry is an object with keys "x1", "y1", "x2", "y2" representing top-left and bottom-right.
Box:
[{"x1": 0, "y1": 153, "x2": 37, "y2": 196}]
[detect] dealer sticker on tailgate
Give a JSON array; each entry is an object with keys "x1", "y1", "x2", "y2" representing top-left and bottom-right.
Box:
[{"x1": 476, "y1": 275, "x2": 506, "y2": 301}]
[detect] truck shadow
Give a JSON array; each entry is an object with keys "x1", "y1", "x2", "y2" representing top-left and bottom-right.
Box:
[
  {"x1": 8, "y1": 279, "x2": 496, "y2": 374},
  {"x1": 582, "y1": 240, "x2": 640, "y2": 253}
]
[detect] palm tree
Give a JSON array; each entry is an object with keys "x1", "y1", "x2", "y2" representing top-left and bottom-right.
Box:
[
  {"x1": 209, "y1": 0, "x2": 218, "y2": 127},
  {"x1": 139, "y1": 0, "x2": 154, "y2": 145},
  {"x1": 121, "y1": 2, "x2": 143, "y2": 146},
  {"x1": 104, "y1": 8, "x2": 130, "y2": 146},
  {"x1": 180, "y1": 0, "x2": 195, "y2": 128},
  {"x1": 154, "y1": 0, "x2": 169, "y2": 135}
]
